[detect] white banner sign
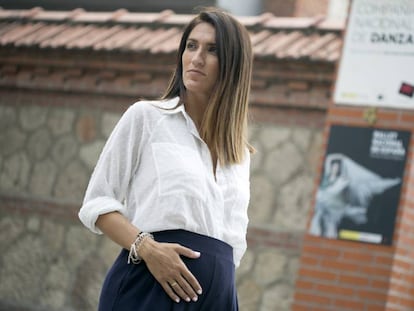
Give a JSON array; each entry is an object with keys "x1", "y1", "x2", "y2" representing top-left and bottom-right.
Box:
[{"x1": 334, "y1": 0, "x2": 414, "y2": 109}]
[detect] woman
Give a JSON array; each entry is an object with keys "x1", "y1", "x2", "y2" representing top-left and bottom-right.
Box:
[{"x1": 79, "y1": 7, "x2": 253, "y2": 310}]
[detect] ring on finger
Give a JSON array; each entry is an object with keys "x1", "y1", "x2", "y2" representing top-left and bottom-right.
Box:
[{"x1": 170, "y1": 281, "x2": 178, "y2": 287}]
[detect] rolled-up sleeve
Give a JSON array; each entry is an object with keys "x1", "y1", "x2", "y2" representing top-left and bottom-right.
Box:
[{"x1": 79, "y1": 103, "x2": 144, "y2": 234}]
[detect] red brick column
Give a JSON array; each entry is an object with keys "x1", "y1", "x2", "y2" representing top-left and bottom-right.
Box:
[{"x1": 292, "y1": 106, "x2": 414, "y2": 311}]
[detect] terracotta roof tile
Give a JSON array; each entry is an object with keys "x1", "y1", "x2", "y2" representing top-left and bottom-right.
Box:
[
  {"x1": 276, "y1": 34, "x2": 316, "y2": 59},
  {"x1": 310, "y1": 37, "x2": 342, "y2": 61},
  {"x1": 15, "y1": 24, "x2": 67, "y2": 47},
  {"x1": 31, "y1": 9, "x2": 85, "y2": 22},
  {"x1": 40, "y1": 25, "x2": 95, "y2": 48},
  {"x1": 71, "y1": 9, "x2": 128, "y2": 23},
  {"x1": 253, "y1": 32, "x2": 282, "y2": 56},
  {"x1": 66, "y1": 25, "x2": 123, "y2": 49},
  {"x1": 93, "y1": 27, "x2": 148, "y2": 51},
  {"x1": 0, "y1": 8, "x2": 344, "y2": 62},
  {"x1": 0, "y1": 22, "x2": 18, "y2": 37},
  {"x1": 131, "y1": 27, "x2": 180, "y2": 51},
  {"x1": 128, "y1": 28, "x2": 165, "y2": 51},
  {"x1": 117, "y1": 10, "x2": 174, "y2": 24},
  {"x1": 162, "y1": 14, "x2": 197, "y2": 26},
  {"x1": 0, "y1": 7, "x2": 42, "y2": 19},
  {"x1": 300, "y1": 33, "x2": 337, "y2": 56},
  {"x1": 250, "y1": 30, "x2": 272, "y2": 46},
  {"x1": 0, "y1": 22, "x2": 45, "y2": 45},
  {"x1": 263, "y1": 16, "x2": 324, "y2": 29},
  {"x1": 149, "y1": 30, "x2": 182, "y2": 54},
  {"x1": 255, "y1": 31, "x2": 304, "y2": 56}
]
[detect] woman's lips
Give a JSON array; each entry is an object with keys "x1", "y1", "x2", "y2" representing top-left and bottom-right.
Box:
[{"x1": 187, "y1": 69, "x2": 205, "y2": 76}]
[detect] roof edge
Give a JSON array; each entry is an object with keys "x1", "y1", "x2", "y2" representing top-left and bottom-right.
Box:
[{"x1": 0, "y1": 7, "x2": 345, "y2": 31}]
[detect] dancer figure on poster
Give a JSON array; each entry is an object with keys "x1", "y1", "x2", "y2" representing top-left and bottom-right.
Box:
[{"x1": 309, "y1": 153, "x2": 400, "y2": 239}]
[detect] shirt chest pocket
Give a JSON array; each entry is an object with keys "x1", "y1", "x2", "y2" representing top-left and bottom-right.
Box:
[{"x1": 151, "y1": 142, "x2": 207, "y2": 200}]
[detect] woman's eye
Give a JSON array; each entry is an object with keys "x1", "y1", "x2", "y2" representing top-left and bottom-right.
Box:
[
  {"x1": 208, "y1": 45, "x2": 217, "y2": 54},
  {"x1": 186, "y1": 42, "x2": 196, "y2": 50}
]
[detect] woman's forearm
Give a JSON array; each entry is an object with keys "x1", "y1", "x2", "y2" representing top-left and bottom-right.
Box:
[{"x1": 95, "y1": 211, "x2": 140, "y2": 249}]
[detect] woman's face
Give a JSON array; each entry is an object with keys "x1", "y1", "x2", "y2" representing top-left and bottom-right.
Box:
[{"x1": 182, "y1": 22, "x2": 219, "y2": 99}]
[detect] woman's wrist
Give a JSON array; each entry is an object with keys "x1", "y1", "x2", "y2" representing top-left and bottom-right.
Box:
[
  {"x1": 137, "y1": 235, "x2": 156, "y2": 262},
  {"x1": 127, "y1": 232, "x2": 154, "y2": 264}
]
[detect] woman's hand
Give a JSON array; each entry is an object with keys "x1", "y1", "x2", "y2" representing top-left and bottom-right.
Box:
[
  {"x1": 139, "y1": 238, "x2": 202, "y2": 303},
  {"x1": 94, "y1": 212, "x2": 201, "y2": 303}
]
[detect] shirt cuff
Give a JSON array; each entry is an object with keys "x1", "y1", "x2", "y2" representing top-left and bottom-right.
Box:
[{"x1": 78, "y1": 196, "x2": 128, "y2": 234}]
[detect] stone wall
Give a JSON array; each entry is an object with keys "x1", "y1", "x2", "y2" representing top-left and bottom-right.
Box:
[
  {"x1": 237, "y1": 122, "x2": 323, "y2": 310},
  {"x1": 0, "y1": 87, "x2": 323, "y2": 310}
]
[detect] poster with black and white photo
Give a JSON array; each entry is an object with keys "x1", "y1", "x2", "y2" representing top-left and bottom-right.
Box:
[
  {"x1": 309, "y1": 125, "x2": 410, "y2": 245},
  {"x1": 334, "y1": 0, "x2": 414, "y2": 109}
]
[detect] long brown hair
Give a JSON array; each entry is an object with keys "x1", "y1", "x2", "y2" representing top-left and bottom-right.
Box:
[{"x1": 162, "y1": 7, "x2": 253, "y2": 165}]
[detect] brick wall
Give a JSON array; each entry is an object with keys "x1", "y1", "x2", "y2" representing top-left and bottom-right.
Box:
[{"x1": 292, "y1": 101, "x2": 414, "y2": 310}]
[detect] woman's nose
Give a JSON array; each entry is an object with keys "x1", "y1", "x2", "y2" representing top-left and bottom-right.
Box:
[{"x1": 191, "y1": 49, "x2": 205, "y2": 66}]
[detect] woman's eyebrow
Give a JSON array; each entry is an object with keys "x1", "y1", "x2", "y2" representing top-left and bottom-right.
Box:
[{"x1": 187, "y1": 38, "x2": 216, "y2": 44}]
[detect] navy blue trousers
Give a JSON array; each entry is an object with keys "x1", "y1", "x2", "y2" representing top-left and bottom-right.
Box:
[{"x1": 98, "y1": 230, "x2": 238, "y2": 310}]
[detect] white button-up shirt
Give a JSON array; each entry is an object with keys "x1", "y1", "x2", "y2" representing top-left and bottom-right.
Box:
[{"x1": 79, "y1": 97, "x2": 250, "y2": 266}]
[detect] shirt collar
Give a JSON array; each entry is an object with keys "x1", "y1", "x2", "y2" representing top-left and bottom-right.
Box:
[
  {"x1": 155, "y1": 96, "x2": 201, "y2": 139},
  {"x1": 155, "y1": 97, "x2": 184, "y2": 115}
]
